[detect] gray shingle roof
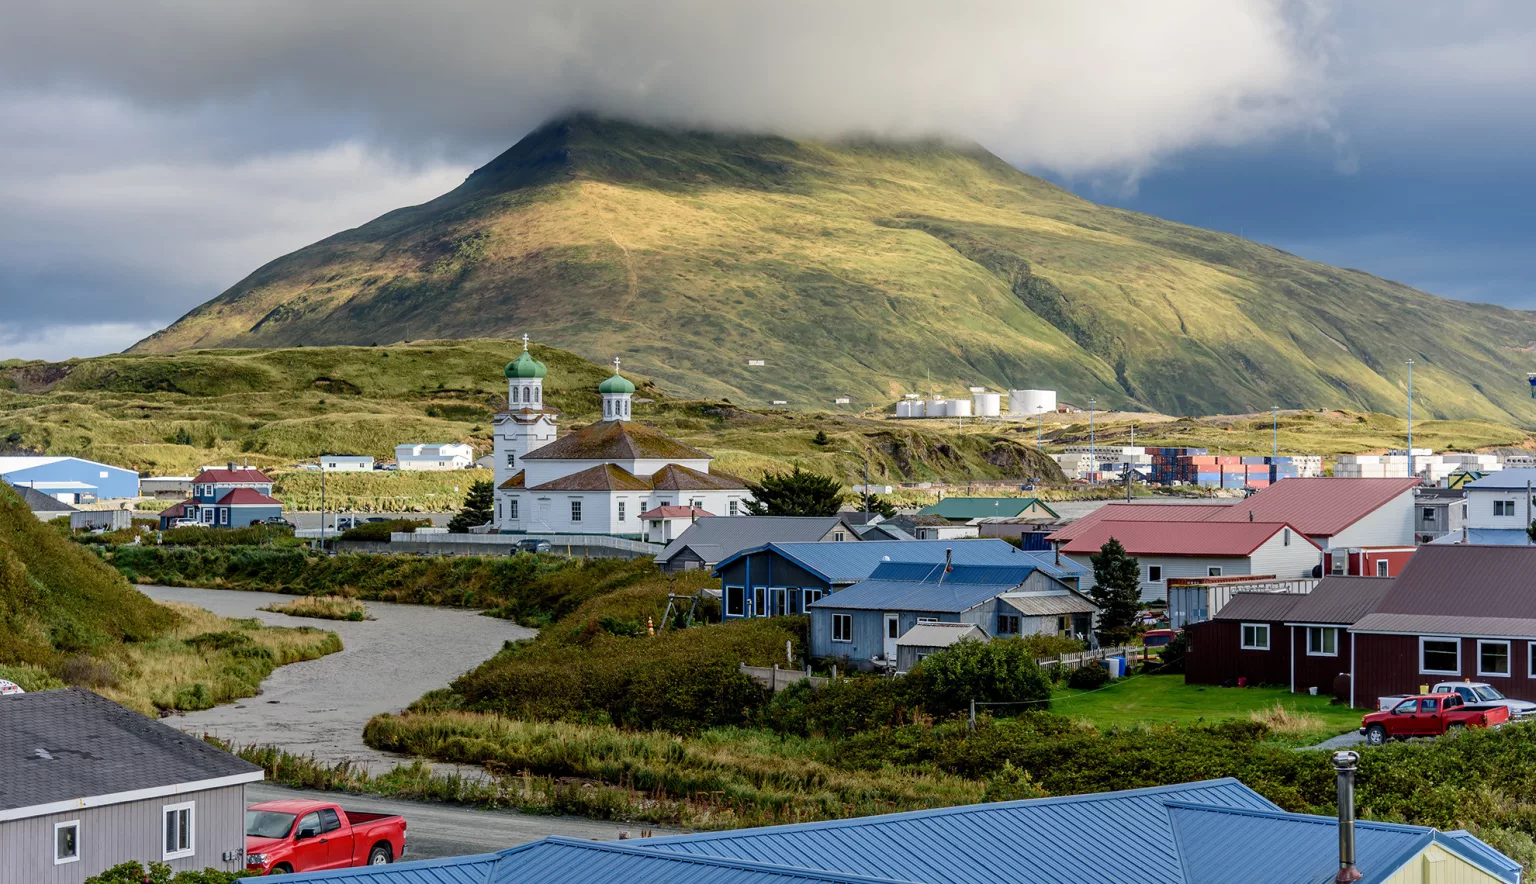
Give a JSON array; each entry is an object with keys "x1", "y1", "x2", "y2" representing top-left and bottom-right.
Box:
[
  {"x1": 1282, "y1": 576, "x2": 1394, "y2": 625},
  {"x1": 10, "y1": 483, "x2": 77, "y2": 512},
  {"x1": 0, "y1": 689, "x2": 261, "y2": 816},
  {"x1": 656, "y1": 516, "x2": 857, "y2": 567}
]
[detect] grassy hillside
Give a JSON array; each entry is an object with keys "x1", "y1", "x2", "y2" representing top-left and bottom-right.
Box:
[{"x1": 134, "y1": 115, "x2": 1536, "y2": 424}]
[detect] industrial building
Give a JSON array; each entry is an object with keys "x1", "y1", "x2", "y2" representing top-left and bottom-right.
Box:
[
  {"x1": 894, "y1": 389, "x2": 1057, "y2": 421},
  {"x1": 395, "y1": 443, "x2": 474, "y2": 471},
  {"x1": 0, "y1": 456, "x2": 139, "y2": 503}
]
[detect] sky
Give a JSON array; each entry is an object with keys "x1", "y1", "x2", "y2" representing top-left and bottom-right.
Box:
[{"x1": 0, "y1": 1, "x2": 1532, "y2": 361}]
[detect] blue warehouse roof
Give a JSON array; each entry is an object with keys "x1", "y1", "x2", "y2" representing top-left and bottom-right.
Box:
[
  {"x1": 808, "y1": 563, "x2": 1062, "y2": 613},
  {"x1": 716, "y1": 539, "x2": 1082, "y2": 585}
]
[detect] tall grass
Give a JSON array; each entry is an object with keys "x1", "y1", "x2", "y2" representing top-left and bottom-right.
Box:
[{"x1": 259, "y1": 596, "x2": 370, "y2": 621}]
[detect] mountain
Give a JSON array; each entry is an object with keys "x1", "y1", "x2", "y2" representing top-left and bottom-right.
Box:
[{"x1": 135, "y1": 115, "x2": 1536, "y2": 424}]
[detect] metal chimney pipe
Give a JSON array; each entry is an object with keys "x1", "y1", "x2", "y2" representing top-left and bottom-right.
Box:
[
  {"x1": 1333, "y1": 750, "x2": 1363, "y2": 883},
  {"x1": 944, "y1": 547, "x2": 953, "y2": 572}
]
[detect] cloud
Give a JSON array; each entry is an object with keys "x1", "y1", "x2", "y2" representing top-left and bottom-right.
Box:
[{"x1": 0, "y1": 321, "x2": 165, "y2": 363}]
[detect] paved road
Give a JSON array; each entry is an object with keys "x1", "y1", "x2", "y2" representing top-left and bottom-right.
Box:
[
  {"x1": 140, "y1": 585, "x2": 531, "y2": 770},
  {"x1": 246, "y1": 783, "x2": 680, "y2": 860},
  {"x1": 284, "y1": 512, "x2": 452, "y2": 530}
]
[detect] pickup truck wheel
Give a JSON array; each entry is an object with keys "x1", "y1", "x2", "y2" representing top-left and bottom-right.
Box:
[
  {"x1": 368, "y1": 845, "x2": 392, "y2": 865},
  {"x1": 270, "y1": 864, "x2": 293, "y2": 875},
  {"x1": 1364, "y1": 724, "x2": 1389, "y2": 746},
  {"x1": 1447, "y1": 723, "x2": 1468, "y2": 735}
]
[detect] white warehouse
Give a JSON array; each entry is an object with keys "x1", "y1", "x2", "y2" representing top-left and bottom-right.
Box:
[{"x1": 395, "y1": 443, "x2": 475, "y2": 471}]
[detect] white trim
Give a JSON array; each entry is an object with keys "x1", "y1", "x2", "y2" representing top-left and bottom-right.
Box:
[
  {"x1": 0, "y1": 770, "x2": 263, "y2": 823},
  {"x1": 53, "y1": 819, "x2": 80, "y2": 865},
  {"x1": 1240, "y1": 622, "x2": 1270, "y2": 651},
  {"x1": 1306, "y1": 626, "x2": 1338, "y2": 657},
  {"x1": 1353, "y1": 629, "x2": 1536, "y2": 639},
  {"x1": 831, "y1": 612, "x2": 853, "y2": 643},
  {"x1": 1477, "y1": 639, "x2": 1512, "y2": 678},
  {"x1": 1529, "y1": 642, "x2": 1536, "y2": 680},
  {"x1": 1419, "y1": 636, "x2": 1462, "y2": 676},
  {"x1": 162, "y1": 800, "x2": 195, "y2": 861}
]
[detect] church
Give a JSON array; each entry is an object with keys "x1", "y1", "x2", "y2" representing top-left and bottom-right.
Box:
[{"x1": 492, "y1": 339, "x2": 752, "y2": 538}]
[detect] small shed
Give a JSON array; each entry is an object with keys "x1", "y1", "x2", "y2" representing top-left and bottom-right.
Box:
[
  {"x1": 69, "y1": 509, "x2": 133, "y2": 532},
  {"x1": 895, "y1": 622, "x2": 989, "y2": 672}
]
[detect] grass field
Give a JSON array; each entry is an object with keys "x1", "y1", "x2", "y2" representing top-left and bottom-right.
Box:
[{"x1": 1053, "y1": 674, "x2": 1361, "y2": 744}]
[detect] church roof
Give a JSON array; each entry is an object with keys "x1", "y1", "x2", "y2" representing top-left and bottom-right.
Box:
[
  {"x1": 523, "y1": 420, "x2": 710, "y2": 462},
  {"x1": 529, "y1": 463, "x2": 654, "y2": 492},
  {"x1": 505, "y1": 349, "x2": 547, "y2": 379},
  {"x1": 498, "y1": 470, "x2": 526, "y2": 490},
  {"x1": 651, "y1": 463, "x2": 749, "y2": 491},
  {"x1": 598, "y1": 373, "x2": 636, "y2": 394}
]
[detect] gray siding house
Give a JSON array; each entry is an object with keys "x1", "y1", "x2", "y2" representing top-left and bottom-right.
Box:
[
  {"x1": 0, "y1": 689, "x2": 263, "y2": 884},
  {"x1": 655, "y1": 515, "x2": 862, "y2": 573}
]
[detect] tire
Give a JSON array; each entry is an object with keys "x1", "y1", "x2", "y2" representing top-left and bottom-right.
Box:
[
  {"x1": 1364, "y1": 724, "x2": 1389, "y2": 746},
  {"x1": 1447, "y1": 723, "x2": 1467, "y2": 736},
  {"x1": 270, "y1": 864, "x2": 293, "y2": 876},
  {"x1": 368, "y1": 844, "x2": 392, "y2": 865}
]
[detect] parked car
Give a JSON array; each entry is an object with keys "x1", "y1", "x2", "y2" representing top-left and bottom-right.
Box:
[
  {"x1": 1430, "y1": 681, "x2": 1536, "y2": 722},
  {"x1": 0, "y1": 678, "x2": 24, "y2": 696},
  {"x1": 333, "y1": 516, "x2": 361, "y2": 531},
  {"x1": 1360, "y1": 693, "x2": 1510, "y2": 745},
  {"x1": 516, "y1": 539, "x2": 553, "y2": 553},
  {"x1": 259, "y1": 516, "x2": 296, "y2": 529},
  {"x1": 170, "y1": 518, "x2": 202, "y2": 528},
  {"x1": 1141, "y1": 628, "x2": 1180, "y2": 649},
  {"x1": 245, "y1": 799, "x2": 406, "y2": 875},
  {"x1": 364, "y1": 517, "x2": 390, "y2": 524}
]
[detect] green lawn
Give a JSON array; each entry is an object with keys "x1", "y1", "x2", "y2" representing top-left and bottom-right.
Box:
[{"x1": 1053, "y1": 673, "x2": 1362, "y2": 745}]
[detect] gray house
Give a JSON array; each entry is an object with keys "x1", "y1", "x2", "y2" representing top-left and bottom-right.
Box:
[
  {"x1": 655, "y1": 515, "x2": 862, "y2": 573},
  {"x1": 808, "y1": 561, "x2": 1096, "y2": 669},
  {"x1": 0, "y1": 689, "x2": 264, "y2": 884}
]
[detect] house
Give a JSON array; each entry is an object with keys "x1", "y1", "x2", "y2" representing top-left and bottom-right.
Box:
[
  {"x1": 491, "y1": 343, "x2": 751, "y2": 538},
  {"x1": 655, "y1": 515, "x2": 863, "y2": 573},
  {"x1": 641, "y1": 505, "x2": 712, "y2": 544},
  {"x1": 0, "y1": 688, "x2": 264, "y2": 884},
  {"x1": 895, "y1": 622, "x2": 990, "y2": 672},
  {"x1": 320, "y1": 454, "x2": 374, "y2": 472},
  {"x1": 395, "y1": 443, "x2": 474, "y2": 471},
  {"x1": 714, "y1": 539, "x2": 1085, "y2": 621},
  {"x1": 853, "y1": 522, "x2": 916, "y2": 542},
  {"x1": 975, "y1": 516, "x2": 1065, "y2": 550},
  {"x1": 884, "y1": 514, "x2": 979, "y2": 540},
  {"x1": 1322, "y1": 546, "x2": 1417, "y2": 578},
  {"x1": 1054, "y1": 519, "x2": 1321, "y2": 602},
  {"x1": 139, "y1": 476, "x2": 194, "y2": 500},
  {"x1": 0, "y1": 456, "x2": 139, "y2": 503},
  {"x1": 158, "y1": 464, "x2": 282, "y2": 529},
  {"x1": 807, "y1": 561, "x2": 1095, "y2": 669},
  {"x1": 1185, "y1": 577, "x2": 1395, "y2": 695},
  {"x1": 10, "y1": 483, "x2": 76, "y2": 521},
  {"x1": 1428, "y1": 469, "x2": 1536, "y2": 545},
  {"x1": 916, "y1": 497, "x2": 1059, "y2": 523},
  {"x1": 1413, "y1": 486, "x2": 1466, "y2": 542},
  {"x1": 276, "y1": 774, "x2": 1520, "y2": 884},
  {"x1": 1350, "y1": 545, "x2": 1536, "y2": 706}
]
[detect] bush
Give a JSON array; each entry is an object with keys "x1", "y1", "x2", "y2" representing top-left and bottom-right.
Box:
[
  {"x1": 1018, "y1": 633, "x2": 1086, "y2": 659},
  {"x1": 160, "y1": 524, "x2": 296, "y2": 547},
  {"x1": 1067, "y1": 662, "x2": 1109, "y2": 690},
  {"x1": 763, "y1": 675, "x2": 924, "y2": 738},
  {"x1": 1156, "y1": 632, "x2": 1190, "y2": 674},
  {"x1": 0, "y1": 663, "x2": 64, "y2": 691},
  {"x1": 86, "y1": 860, "x2": 255, "y2": 882},
  {"x1": 338, "y1": 519, "x2": 431, "y2": 542},
  {"x1": 912, "y1": 637, "x2": 1052, "y2": 715}
]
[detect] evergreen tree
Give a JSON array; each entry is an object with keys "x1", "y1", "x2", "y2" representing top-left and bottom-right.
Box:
[
  {"x1": 866, "y1": 495, "x2": 898, "y2": 519},
  {"x1": 811, "y1": 429, "x2": 830, "y2": 446},
  {"x1": 1088, "y1": 537, "x2": 1142, "y2": 645},
  {"x1": 744, "y1": 466, "x2": 845, "y2": 516},
  {"x1": 447, "y1": 480, "x2": 496, "y2": 532}
]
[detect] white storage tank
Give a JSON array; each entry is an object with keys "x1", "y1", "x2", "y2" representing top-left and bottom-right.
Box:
[
  {"x1": 1008, "y1": 389, "x2": 1057, "y2": 417},
  {"x1": 895, "y1": 400, "x2": 914, "y2": 418},
  {"x1": 910, "y1": 399, "x2": 927, "y2": 418},
  {"x1": 928, "y1": 397, "x2": 949, "y2": 417},
  {"x1": 949, "y1": 398, "x2": 973, "y2": 417},
  {"x1": 972, "y1": 392, "x2": 1002, "y2": 417}
]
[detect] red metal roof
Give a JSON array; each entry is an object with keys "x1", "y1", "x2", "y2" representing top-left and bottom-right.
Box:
[
  {"x1": 639, "y1": 505, "x2": 714, "y2": 519},
  {"x1": 193, "y1": 468, "x2": 273, "y2": 485},
  {"x1": 1047, "y1": 503, "x2": 1231, "y2": 543},
  {"x1": 1057, "y1": 519, "x2": 1319, "y2": 558},
  {"x1": 214, "y1": 488, "x2": 282, "y2": 506},
  {"x1": 1349, "y1": 545, "x2": 1536, "y2": 638},
  {"x1": 158, "y1": 499, "x2": 194, "y2": 517},
  {"x1": 1205, "y1": 478, "x2": 1421, "y2": 538}
]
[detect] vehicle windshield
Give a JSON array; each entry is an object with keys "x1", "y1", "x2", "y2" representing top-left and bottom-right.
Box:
[
  {"x1": 245, "y1": 811, "x2": 297, "y2": 839},
  {"x1": 1474, "y1": 686, "x2": 1507, "y2": 702}
]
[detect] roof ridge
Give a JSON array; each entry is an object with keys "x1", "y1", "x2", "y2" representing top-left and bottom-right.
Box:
[
  {"x1": 513, "y1": 836, "x2": 925, "y2": 883},
  {"x1": 1160, "y1": 800, "x2": 1435, "y2": 833}
]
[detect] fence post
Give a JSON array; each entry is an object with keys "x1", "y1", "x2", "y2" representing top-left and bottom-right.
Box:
[
  {"x1": 969, "y1": 699, "x2": 976, "y2": 731},
  {"x1": 771, "y1": 664, "x2": 779, "y2": 692}
]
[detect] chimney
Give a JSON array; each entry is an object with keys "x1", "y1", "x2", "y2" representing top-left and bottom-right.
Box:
[
  {"x1": 1054, "y1": 542, "x2": 1061, "y2": 566},
  {"x1": 944, "y1": 547, "x2": 953, "y2": 572},
  {"x1": 1333, "y1": 750, "x2": 1363, "y2": 883},
  {"x1": 1249, "y1": 509, "x2": 1254, "y2": 522},
  {"x1": 227, "y1": 462, "x2": 237, "y2": 472}
]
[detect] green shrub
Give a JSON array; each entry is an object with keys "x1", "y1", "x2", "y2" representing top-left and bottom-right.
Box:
[
  {"x1": 86, "y1": 860, "x2": 255, "y2": 882},
  {"x1": 338, "y1": 519, "x2": 430, "y2": 542},
  {"x1": 1156, "y1": 632, "x2": 1190, "y2": 674},
  {"x1": 0, "y1": 663, "x2": 65, "y2": 691},
  {"x1": 160, "y1": 524, "x2": 296, "y2": 547},
  {"x1": 1067, "y1": 662, "x2": 1110, "y2": 690},
  {"x1": 912, "y1": 637, "x2": 1052, "y2": 715},
  {"x1": 1018, "y1": 633, "x2": 1086, "y2": 659}
]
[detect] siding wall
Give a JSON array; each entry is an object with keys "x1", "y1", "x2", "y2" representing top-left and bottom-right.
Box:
[
  {"x1": 811, "y1": 608, "x2": 966, "y2": 663},
  {"x1": 1185, "y1": 619, "x2": 1290, "y2": 687},
  {"x1": 1352, "y1": 633, "x2": 1536, "y2": 707},
  {"x1": 1287, "y1": 624, "x2": 1354, "y2": 697},
  {"x1": 1466, "y1": 488, "x2": 1536, "y2": 530},
  {"x1": 719, "y1": 551, "x2": 832, "y2": 620},
  {"x1": 1381, "y1": 842, "x2": 1508, "y2": 884},
  {"x1": 1066, "y1": 553, "x2": 1253, "y2": 603},
  {"x1": 1247, "y1": 532, "x2": 1325, "y2": 580},
  {"x1": 1, "y1": 459, "x2": 139, "y2": 501},
  {"x1": 1327, "y1": 492, "x2": 1417, "y2": 549},
  {"x1": 0, "y1": 785, "x2": 247, "y2": 884}
]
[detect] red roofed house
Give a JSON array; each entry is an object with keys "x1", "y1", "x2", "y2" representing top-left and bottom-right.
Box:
[
  {"x1": 159, "y1": 464, "x2": 282, "y2": 529},
  {"x1": 1056, "y1": 519, "x2": 1321, "y2": 602},
  {"x1": 642, "y1": 505, "x2": 713, "y2": 544}
]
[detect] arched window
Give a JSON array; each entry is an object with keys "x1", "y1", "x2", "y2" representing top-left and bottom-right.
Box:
[{"x1": 533, "y1": 388, "x2": 540, "y2": 403}]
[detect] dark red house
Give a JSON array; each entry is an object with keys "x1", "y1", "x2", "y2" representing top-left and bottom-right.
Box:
[
  {"x1": 1281, "y1": 576, "x2": 1395, "y2": 696},
  {"x1": 1349, "y1": 545, "x2": 1536, "y2": 708}
]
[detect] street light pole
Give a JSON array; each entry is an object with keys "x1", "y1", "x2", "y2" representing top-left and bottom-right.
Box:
[
  {"x1": 319, "y1": 452, "x2": 327, "y2": 548},
  {"x1": 1405, "y1": 360, "x2": 1415, "y2": 479},
  {"x1": 1089, "y1": 397, "x2": 1097, "y2": 485},
  {"x1": 1272, "y1": 406, "x2": 1278, "y2": 460}
]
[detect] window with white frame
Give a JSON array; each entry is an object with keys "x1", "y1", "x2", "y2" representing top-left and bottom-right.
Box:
[
  {"x1": 1375, "y1": 559, "x2": 1389, "y2": 577},
  {"x1": 833, "y1": 531, "x2": 846, "y2": 542},
  {"x1": 570, "y1": 500, "x2": 582, "y2": 522},
  {"x1": 832, "y1": 613, "x2": 853, "y2": 642},
  {"x1": 617, "y1": 501, "x2": 626, "y2": 522},
  {"x1": 54, "y1": 820, "x2": 79, "y2": 865},
  {"x1": 1147, "y1": 565, "x2": 1163, "y2": 583},
  {"x1": 1240, "y1": 623, "x2": 1269, "y2": 650},
  {"x1": 506, "y1": 453, "x2": 516, "y2": 468},
  {"x1": 1420, "y1": 637, "x2": 1461, "y2": 675},
  {"x1": 1283, "y1": 528, "x2": 1291, "y2": 547},
  {"x1": 1306, "y1": 627, "x2": 1337, "y2": 656},
  {"x1": 725, "y1": 586, "x2": 745, "y2": 617},
  {"x1": 508, "y1": 499, "x2": 518, "y2": 520},
  {"x1": 1479, "y1": 640, "x2": 1511, "y2": 677},
  {"x1": 728, "y1": 500, "x2": 739, "y2": 516},
  {"x1": 804, "y1": 588, "x2": 824, "y2": 606},
  {"x1": 1208, "y1": 566, "x2": 1223, "y2": 577},
  {"x1": 163, "y1": 802, "x2": 194, "y2": 860}
]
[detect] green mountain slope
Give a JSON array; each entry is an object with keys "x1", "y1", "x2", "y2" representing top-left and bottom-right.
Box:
[{"x1": 134, "y1": 116, "x2": 1536, "y2": 424}]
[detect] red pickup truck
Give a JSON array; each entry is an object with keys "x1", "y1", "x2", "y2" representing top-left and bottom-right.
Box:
[
  {"x1": 1360, "y1": 693, "x2": 1510, "y2": 745},
  {"x1": 245, "y1": 799, "x2": 406, "y2": 875}
]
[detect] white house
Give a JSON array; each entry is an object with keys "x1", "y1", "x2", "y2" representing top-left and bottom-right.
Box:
[
  {"x1": 1431, "y1": 468, "x2": 1536, "y2": 545},
  {"x1": 320, "y1": 454, "x2": 374, "y2": 472},
  {"x1": 491, "y1": 341, "x2": 751, "y2": 539},
  {"x1": 395, "y1": 443, "x2": 475, "y2": 471}
]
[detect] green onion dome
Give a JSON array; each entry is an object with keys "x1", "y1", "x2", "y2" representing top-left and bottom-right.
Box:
[
  {"x1": 598, "y1": 373, "x2": 635, "y2": 394},
  {"x1": 504, "y1": 350, "x2": 547, "y2": 379}
]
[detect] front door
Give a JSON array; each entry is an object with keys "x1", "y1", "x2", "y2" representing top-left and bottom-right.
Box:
[
  {"x1": 884, "y1": 614, "x2": 900, "y2": 660},
  {"x1": 769, "y1": 587, "x2": 787, "y2": 617}
]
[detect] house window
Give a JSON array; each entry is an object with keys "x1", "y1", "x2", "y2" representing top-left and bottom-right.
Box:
[
  {"x1": 508, "y1": 499, "x2": 518, "y2": 520},
  {"x1": 691, "y1": 499, "x2": 704, "y2": 510},
  {"x1": 804, "y1": 588, "x2": 824, "y2": 606},
  {"x1": 54, "y1": 820, "x2": 79, "y2": 865},
  {"x1": 754, "y1": 587, "x2": 767, "y2": 617},
  {"x1": 506, "y1": 453, "x2": 516, "y2": 468},
  {"x1": 1495, "y1": 500, "x2": 1517, "y2": 516},
  {"x1": 833, "y1": 531, "x2": 846, "y2": 542},
  {"x1": 1207, "y1": 566, "x2": 1223, "y2": 577},
  {"x1": 1306, "y1": 627, "x2": 1338, "y2": 656},
  {"x1": 1375, "y1": 559, "x2": 1389, "y2": 577},
  {"x1": 1240, "y1": 623, "x2": 1269, "y2": 650},
  {"x1": 832, "y1": 613, "x2": 853, "y2": 643},
  {"x1": 1420, "y1": 637, "x2": 1461, "y2": 675},
  {"x1": 887, "y1": 617, "x2": 901, "y2": 639},
  {"x1": 1283, "y1": 528, "x2": 1291, "y2": 547},
  {"x1": 570, "y1": 500, "x2": 582, "y2": 522},
  {"x1": 1421, "y1": 506, "x2": 1436, "y2": 525},
  {"x1": 618, "y1": 502, "x2": 626, "y2": 522},
  {"x1": 218, "y1": 508, "x2": 228, "y2": 526},
  {"x1": 163, "y1": 802, "x2": 194, "y2": 860},
  {"x1": 725, "y1": 586, "x2": 745, "y2": 617},
  {"x1": 1478, "y1": 640, "x2": 1511, "y2": 677},
  {"x1": 997, "y1": 614, "x2": 1021, "y2": 635},
  {"x1": 1147, "y1": 565, "x2": 1163, "y2": 583},
  {"x1": 728, "y1": 500, "x2": 739, "y2": 516}
]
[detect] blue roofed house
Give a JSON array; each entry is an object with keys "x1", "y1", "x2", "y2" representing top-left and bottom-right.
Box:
[
  {"x1": 0, "y1": 456, "x2": 139, "y2": 504},
  {"x1": 712, "y1": 539, "x2": 1086, "y2": 622},
  {"x1": 806, "y1": 561, "x2": 1096, "y2": 670},
  {"x1": 1431, "y1": 468, "x2": 1536, "y2": 545},
  {"x1": 270, "y1": 773, "x2": 1521, "y2": 884}
]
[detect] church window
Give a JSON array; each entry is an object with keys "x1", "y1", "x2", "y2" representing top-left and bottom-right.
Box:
[
  {"x1": 571, "y1": 500, "x2": 582, "y2": 522},
  {"x1": 729, "y1": 500, "x2": 739, "y2": 516},
  {"x1": 534, "y1": 388, "x2": 540, "y2": 403},
  {"x1": 509, "y1": 499, "x2": 518, "y2": 520},
  {"x1": 618, "y1": 502, "x2": 626, "y2": 522}
]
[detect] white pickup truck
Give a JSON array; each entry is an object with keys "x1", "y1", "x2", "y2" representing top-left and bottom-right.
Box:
[{"x1": 1431, "y1": 682, "x2": 1536, "y2": 721}]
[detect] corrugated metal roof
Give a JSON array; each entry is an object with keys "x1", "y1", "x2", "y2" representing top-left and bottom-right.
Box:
[
  {"x1": 523, "y1": 420, "x2": 710, "y2": 461},
  {"x1": 1373, "y1": 545, "x2": 1536, "y2": 621},
  {"x1": 727, "y1": 540, "x2": 1046, "y2": 584},
  {"x1": 809, "y1": 576, "x2": 1024, "y2": 613},
  {"x1": 894, "y1": 622, "x2": 989, "y2": 648},
  {"x1": 1001, "y1": 592, "x2": 1097, "y2": 616},
  {"x1": 643, "y1": 779, "x2": 1281, "y2": 884},
  {"x1": 1351, "y1": 612, "x2": 1536, "y2": 637},
  {"x1": 657, "y1": 517, "x2": 856, "y2": 566},
  {"x1": 490, "y1": 838, "x2": 923, "y2": 884},
  {"x1": 867, "y1": 562, "x2": 1040, "y2": 584},
  {"x1": 917, "y1": 497, "x2": 1058, "y2": 520},
  {"x1": 1058, "y1": 520, "x2": 1314, "y2": 557},
  {"x1": 192, "y1": 467, "x2": 272, "y2": 484},
  {"x1": 1282, "y1": 576, "x2": 1394, "y2": 625},
  {"x1": 1210, "y1": 592, "x2": 1304, "y2": 622},
  {"x1": 1466, "y1": 468, "x2": 1536, "y2": 490},
  {"x1": 8, "y1": 483, "x2": 77, "y2": 512},
  {"x1": 652, "y1": 463, "x2": 749, "y2": 491},
  {"x1": 275, "y1": 852, "x2": 501, "y2": 883},
  {"x1": 1047, "y1": 503, "x2": 1230, "y2": 542},
  {"x1": 1206, "y1": 478, "x2": 1422, "y2": 537}
]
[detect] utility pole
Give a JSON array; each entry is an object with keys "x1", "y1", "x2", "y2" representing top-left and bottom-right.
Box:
[
  {"x1": 1037, "y1": 407, "x2": 1045, "y2": 449},
  {"x1": 318, "y1": 453, "x2": 327, "y2": 549},
  {"x1": 1272, "y1": 406, "x2": 1279, "y2": 460},
  {"x1": 1405, "y1": 360, "x2": 1415, "y2": 480},
  {"x1": 1089, "y1": 397, "x2": 1097, "y2": 486}
]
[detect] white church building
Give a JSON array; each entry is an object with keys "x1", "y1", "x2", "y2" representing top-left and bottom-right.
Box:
[{"x1": 492, "y1": 340, "x2": 751, "y2": 538}]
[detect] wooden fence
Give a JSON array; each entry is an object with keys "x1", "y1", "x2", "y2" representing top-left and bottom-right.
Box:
[{"x1": 742, "y1": 643, "x2": 1144, "y2": 693}]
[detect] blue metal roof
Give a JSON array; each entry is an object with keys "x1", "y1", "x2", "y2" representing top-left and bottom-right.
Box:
[
  {"x1": 490, "y1": 837, "x2": 923, "y2": 883},
  {"x1": 808, "y1": 577, "x2": 1022, "y2": 613},
  {"x1": 643, "y1": 779, "x2": 1281, "y2": 884},
  {"x1": 867, "y1": 562, "x2": 1040, "y2": 584},
  {"x1": 1165, "y1": 802, "x2": 1521, "y2": 884},
  {"x1": 276, "y1": 852, "x2": 500, "y2": 883},
  {"x1": 1467, "y1": 468, "x2": 1536, "y2": 490},
  {"x1": 714, "y1": 540, "x2": 1073, "y2": 585}
]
